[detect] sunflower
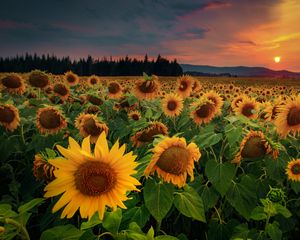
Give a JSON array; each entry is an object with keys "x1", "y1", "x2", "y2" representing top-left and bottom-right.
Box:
[
  {"x1": 44, "y1": 132, "x2": 140, "y2": 220},
  {"x1": 133, "y1": 78, "x2": 160, "y2": 100},
  {"x1": 266, "y1": 97, "x2": 285, "y2": 122},
  {"x1": 144, "y1": 136, "x2": 201, "y2": 188},
  {"x1": 234, "y1": 97, "x2": 258, "y2": 119},
  {"x1": 274, "y1": 95, "x2": 300, "y2": 137},
  {"x1": 85, "y1": 105, "x2": 100, "y2": 115},
  {"x1": 203, "y1": 91, "x2": 224, "y2": 115},
  {"x1": 36, "y1": 106, "x2": 67, "y2": 135},
  {"x1": 33, "y1": 154, "x2": 56, "y2": 182},
  {"x1": 191, "y1": 98, "x2": 216, "y2": 125},
  {"x1": 286, "y1": 159, "x2": 300, "y2": 182},
  {"x1": 1, "y1": 73, "x2": 26, "y2": 95},
  {"x1": 176, "y1": 75, "x2": 194, "y2": 98},
  {"x1": 128, "y1": 110, "x2": 141, "y2": 121},
  {"x1": 0, "y1": 104, "x2": 20, "y2": 132},
  {"x1": 53, "y1": 83, "x2": 70, "y2": 101},
  {"x1": 75, "y1": 113, "x2": 109, "y2": 143},
  {"x1": 64, "y1": 71, "x2": 79, "y2": 86},
  {"x1": 232, "y1": 131, "x2": 278, "y2": 164},
  {"x1": 28, "y1": 70, "x2": 50, "y2": 89},
  {"x1": 258, "y1": 101, "x2": 272, "y2": 122},
  {"x1": 192, "y1": 79, "x2": 202, "y2": 92},
  {"x1": 131, "y1": 122, "x2": 168, "y2": 147},
  {"x1": 87, "y1": 75, "x2": 100, "y2": 86},
  {"x1": 230, "y1": 95, "x2": 247, "y2": 111},
  {"x1": 108, "y1": 81, "x2": 123, "y2": 99},
  {"x1": 161, "y1": 93, "x2": 183, "y2": 117},
  {"x1": 87, "y1": 95, "x2": 103, "y2": 106}
]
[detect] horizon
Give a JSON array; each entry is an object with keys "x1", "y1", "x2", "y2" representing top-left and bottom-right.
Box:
[{"x1": 1, "y1": 0, "x2": 300, "y2": 71}]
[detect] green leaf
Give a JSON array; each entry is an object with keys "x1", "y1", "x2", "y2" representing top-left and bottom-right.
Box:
[
  {"x1": 143, "y1": 179, "x2": 174, "y2": 223},
  {"x1": 80, "y1": 212, "x2": 102, "y2": 230},
  {"x1": 224, "y1": 125, "x2": 243, "y2": 146},
  {"x1": 194, "y1": 132, "x2": 222, "y2": 149},
  {"x1": 291, "y1": 182, "x2": 300, "y2": 194},
  {"x1": 174, "y1": 186, "x2": 206, "y2": 222},
  {"x1": 146, "y1": 227, "x2": 155, "y2": 240},
  {"x1": 102, "y1": 208, "x2": 122, "y2": 234},
  {"x1": 250, "y1": 206, "x2": 267, "y2": 221},
  {"x1": 122, "y1": 206, "x2": 150, "y2": 228},
  {"x1": 226, "y1": 175, "x2": 257, "y2": 220},
  {"x1": 155, "y1": 236, "x2": 179, "y2": 240},
  {"x1": 274, "y1": 204, "x2": 292, "y2": 218},
  {"x1": 145, "y1": 109, "x2": 153, "y2": 119},
  {"x1": 40, "y1": 224, "x2": 84, "y2": 240},
  {"x1": 18, "y1": 198, "x2": 44, "y2": 213},
  {"x1": 266, "y1": 221, "x2": 282, "y2": 240},
  {"x1": 205, "y1": 160, "x2": 236, "y2": 196},
  {"x1": 0, "y1": 204, "x2": 17, "y2": 218}
]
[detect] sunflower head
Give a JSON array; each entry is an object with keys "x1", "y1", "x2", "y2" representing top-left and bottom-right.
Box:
[
  {"x1": 176, "y1": 75, "x2": 194, "y2": 98},
  {"x1": 53, "y1": 83, "x2": 70, "y2": 100},
  {"x1": 33, "y1": 154, "x2": 56, "y2": 182},
  {"x1": 0, "y1": 104, "x2": 20, "y2": 132},
  {"x1": 108, "y1": 81, "x2": 123, "y2": 99},
  {"x1": 64, "y1": 71, "x2": 79, "y2": 86},
  {"x1": 88, "y1": 75, "x2": 100, "y2": 86},
  {"x1": 191, "y1": 98, "x2": 216, "y2": 125},
  {"x1": 28, "y1": 70, "x2": 50, "y2": 88},
  {"x1": 85, "y1": 105, "x2": 101, "y2": 115},
  {"x1": 87, "y1": 95, "x2": 103, "y2": 106},
  {"x1": 1, "y1": 73, "x2": 26, "y2": 94},
  {"x1": 234, "y1": 97, "x2": 258, "y2": 119},
  {"x1": 131, "y1": 122, "x2": 168, "y2": 147},
  {"x1": 145, "y1": 136, "x2": 201, "y2": 187},
  {"x1": 203, "y1": 91, "x2": 224, "y2": 115},
  {"x1": 134, "y1": 78, "x2": 160, "y2": 100},
  {"x1": 44, "y1": 132, "x2": 140, "y2": 220},
  {"x1": 162, "y1": 93, "x2": 183, "y2": 117},
  {"x1": 286, "y1": 159, "x2": 300, "y2": 182},
  {"x1": 128, "y1": 110, "x2": 141, "y2": 121},
  {"x1": 36, "y1": 106, "x2": 67, "y2": 135}
]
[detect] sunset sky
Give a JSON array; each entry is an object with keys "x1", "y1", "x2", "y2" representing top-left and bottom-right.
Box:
[{"x1": 0, "y1": 0, "x2": 300, "y2": 71}]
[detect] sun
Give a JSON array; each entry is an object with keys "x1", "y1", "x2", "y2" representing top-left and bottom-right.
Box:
[{"x1": 274, "y1": 56, "x2": 281, "y2": 63}]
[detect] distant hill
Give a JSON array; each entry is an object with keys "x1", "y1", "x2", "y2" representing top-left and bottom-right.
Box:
[{"x1": 181, "y1": 64, "x2": 300, "y2": 78}]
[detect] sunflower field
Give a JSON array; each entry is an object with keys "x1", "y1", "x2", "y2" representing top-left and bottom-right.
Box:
[{"x1": 0, "y1": 70, "x2": 300, "y2": 240}]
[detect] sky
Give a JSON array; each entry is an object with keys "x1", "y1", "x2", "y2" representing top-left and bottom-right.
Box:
[{"x1": 0, "y1": 0, "x2": 300, "y2": 71}]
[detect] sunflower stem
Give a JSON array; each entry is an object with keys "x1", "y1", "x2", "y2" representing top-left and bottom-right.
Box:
[
  {"x1": 156, "y1": 220, "x2": 161, "y2": 234},
  {"x1": 20, "y1": 124, "x2": 26, "y2": 145},
  {"x1": 0, "y1": 217, "x2": 30, "y2": 240}
]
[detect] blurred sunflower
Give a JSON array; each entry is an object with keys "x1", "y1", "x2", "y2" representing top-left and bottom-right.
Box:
[
  {"x1": 44, "y1": 132, "x2": 140, "y2": 220},
  {"x1": 64, "y1": 71, "x2": 79, "y2": 86},
  {"x1": 176, "y1": 75, "x2": 194, "y2": 98},
  {"x1": 286, "y1": 159, "x2": 300, "y2": 182},
  {"x1": 108, "y1": 81, "x2": 123, "y2": 99},
  {"x1": 87, "y1": 95, "x2": 103, "y2": 106},
  {"x1": 145, "y1": 136, "x2": 201, "y2": 188},
  {"x1": 234, "y1": 97, "x2": 258, "y2": 119},
  {"x1": 161, "y1": 93, "x2": 183, "y2": 117},
  {"x1": 75, "y1": 113, "x2": 109, "y2": 143},
  {"x1": 274, "y1": 95, "x2": 300, "y2": 137},
  {"x1": 28, "y1": 70, "x2": 50, "y2": 89},
  {"x1": 191, "y1": 98, "x2": 216, "y2": 125},
  {"x1": 131, "y1": 122, "x2": 168, "y2": 147},
  {"x1": 128, "y1": 110, "x2": 141, "y2": 121},
  {"x1": 87, "y1": 75, "x2": 100, "y2": 86},
  {"x1": 1, "y1": 73, "x2": 26, "y2": 95},
  {"x1": 53, "y1": 83, "x2": 70, "y2": 101},
  {"x1": 203, "y1": 91, "x2": 224, "y2": 115},
  {"x1": 36, "y1": 106, "x2": 67, "y2": 135},
  {"x1": 230, "y1": 95, "x2": 247, "y2": 111},
  {"x1": 232, "y1": 131, "x2": 278, "y2": 164},
  {"x1": 33, "y1": 154, "x2": 56, "y2": 182},
  {"x1": 0, "y1": 104, "x2": 20, "y2": 132},
  {"x1": 133, "y1": 78, "x2": 160, "y2": 100}
]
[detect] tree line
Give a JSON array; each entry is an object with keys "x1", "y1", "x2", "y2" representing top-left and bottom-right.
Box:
[{"x1": 0, "y1": 54, "x2": 183, "y2": 76}]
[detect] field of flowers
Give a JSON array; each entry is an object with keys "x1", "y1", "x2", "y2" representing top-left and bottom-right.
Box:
[{"x1": 0, "y1": 70, "x2": 300, "y2": 240}]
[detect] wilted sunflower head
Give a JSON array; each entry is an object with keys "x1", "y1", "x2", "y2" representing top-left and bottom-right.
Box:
[
  {"x1": 144, "y1": 136, "x2": 201, "y2": 187},
  {"x1": 286, "y1": 159, "x2": 300, "y2": 182},
  {"x1": 176, "y1": 75, "x2": 194, "y2": 98},
  {"x1": 108, "y1": 81, "x2": 123, "y2": 99},
  {"x1": 28, "y1": 70, "x2": 50, "y2": 88},
  {"x1": 1, "y1": 73, "x2": 26, "y2": 94},
  {"x1": 53, "y1": 83, "x2": 70, "y2": 100},
  {"x1": 274, "y1": 95, "x2": 300, "y2": 137},
  {"x1": 0, "y1": 104, "x2": 20, "y2": 132},
  {"x1": 33, "y1": 154, "x2": 56, "y2": 182},
  {"x1": 64, "y1": 71, "x2": 79, "y2": 86},
  {"x1": 131, "y1": 122, "x2": 168, "y2": 147},
  {"x1": 134, "y1": 78, "x2": 160, "y2": 100},
  {"x1": 162, "y1": 93, "x2": 183, "y2": 117},
  {"x1": 36, "y1": 106, "x2": 67, "y2": 135}
]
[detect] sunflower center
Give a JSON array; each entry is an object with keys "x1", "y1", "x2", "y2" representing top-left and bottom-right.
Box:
[
  {"x1": 241, "y1": 136, "x2": 267, "y2": 158},
  {"x1": 156, "y1": 146, "x2": 190, "y2": 175},
  {"x1": 67, "y1": 75, "x2": 76, "y2": 83},
  {"x1": 287, "y1": 107, "x2": 300, "y2": 126},
  {"x1": 39, "y1": 110, "x2": 62, "y2": 129},
  {"x1": 74, "y1": 161, "x2": 116, "y2": 196},
  {"x1": 2, "y1": 76, "x2": 22, "y2": 88},
  {"x1": 108, "y1": 82, "x2": 121, "y2": 94},
  {"x1": 90, "y1": 78, "x2": 97, "y2": 84},
  {"x1": 131, "y1": 114, "x2": 139, "y2": 121},
  {"x1": 179, "y1": 81, "x2": 188, "y2": 91},
  {"x1": 242, "y1": 104, "x2": 254, "y2": 117},
  {"x1": 196, "y1": 103, "x2": 214, "y2": 118},
  {"x1": 83, "y1": 118, "x2": 101, "y2": 136},
  {"x1": 138, "y1": 81, "x2": 156, "y2": 93},
  {"x1": 0, "y1": 107, "x2": 15, "y2": 123},
  {"x1": 291, "y1": 163, "x2": 300, "y2": 175},
  {"x1": 167, "y1": 100, "x2": 177, "y2": 111},
  {"x1": 54, "y1": 84, "x2": 68, "y2": 96}
]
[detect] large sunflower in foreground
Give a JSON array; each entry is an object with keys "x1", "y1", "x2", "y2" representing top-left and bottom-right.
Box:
[
  {"x1": 232, "y1": 131, "x2": 278, "y2": 164},
  {"x1": 286, "y1": 159, "x2": 300, "y2": 182},
  {"x1": 274, "y1": 95, "x2": 300, "y2": 137},
  {"x1": 44, "y1": 132, "x2": 141, "y2": 220},
  {"x1": 161, "y1": 93, "x2": 183, "y2": 117},
  {"x1": 144, "y1": 136, "x2": 201, "y2": 188},
  {"x1": 0, "y1": 104, "x2": 20, "y2": 132}
]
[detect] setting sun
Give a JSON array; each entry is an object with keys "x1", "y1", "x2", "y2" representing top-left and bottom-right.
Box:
[{"x1": 274, "y1": 56, "x2": 281, "y2": 63}]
